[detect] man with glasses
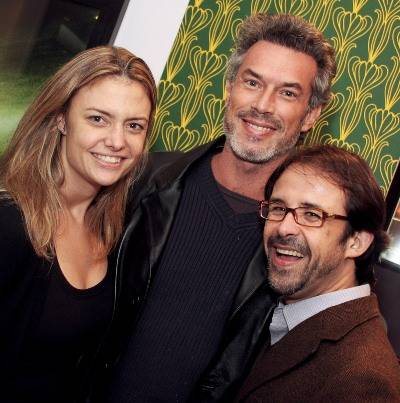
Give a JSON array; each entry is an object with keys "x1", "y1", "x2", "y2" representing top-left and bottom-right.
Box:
[{"x1": 197, "y1": 144, "x2": 400, "y2": 401}]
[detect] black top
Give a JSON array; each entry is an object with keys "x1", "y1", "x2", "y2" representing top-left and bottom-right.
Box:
[
  {"x1": 107, "y1": 153, "x2": 263, "y2": 402},
  {"x1": 0, "y1": 199, "x2": 115, "y2": 402}
]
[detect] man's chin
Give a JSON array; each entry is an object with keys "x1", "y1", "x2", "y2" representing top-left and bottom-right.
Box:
[
  {"x1": 268, "y1": 280, "x2": 302, "y2": 297},
  {"x1": 268, "y1": 268, "x2": 305, "y2": 296},
  {"x1": 230, "y1": 141, "x2": 276, "y2": 164}
]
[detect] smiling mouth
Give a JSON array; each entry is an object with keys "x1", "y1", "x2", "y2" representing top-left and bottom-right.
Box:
[
  {"x1": 92, "y1": 153, "x2": 123, "y2": 164},
  {"x1": 276, "y1": 248, "x2": 304, "y2": 258},
  {"x1": 238, "y1": 109, "x2": 283, "y2": 136},
  {"x1": 244, "y1": 120, "x2": 277, "y2": 134}
]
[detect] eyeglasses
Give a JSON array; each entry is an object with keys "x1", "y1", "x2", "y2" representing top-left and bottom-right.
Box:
[{"x1": 259, "y1": 201, "x2": 348, "y2": 228}]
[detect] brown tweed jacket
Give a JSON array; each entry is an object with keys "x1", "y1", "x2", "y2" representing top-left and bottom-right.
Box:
[{"x1": 237, "y1": 295, "x2": 400, "y2": 402}]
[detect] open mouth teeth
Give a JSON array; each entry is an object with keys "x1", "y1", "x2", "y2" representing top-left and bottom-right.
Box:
[
  {"x1": 246, "y1": 121, "x2": 275, "y2": 132},
  {"x1": 93, "y1": 154, "x2": 121, "y2": 164},
  {"x1": 276, "y1": 248, "x2": 304, "y2": 258}
]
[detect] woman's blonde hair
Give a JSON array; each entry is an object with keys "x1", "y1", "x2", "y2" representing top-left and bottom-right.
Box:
[{"x1": 0, "y1": 46, "x2": 157, "y2": 258}]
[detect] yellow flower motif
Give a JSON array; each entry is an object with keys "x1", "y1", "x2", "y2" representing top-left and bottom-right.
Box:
[
  {"x1": 273, "y1": 0, "x2": 311, "y2": 16},
  {"x1": 339, "y1": 57, "x2": 387, "y2": 140},
  {"x1": 362, "y1": 104, "x2": 400, "y2": 171},
  {"x1": 308, "y1": 0, "x2": 339, "y2": 32},
  {"x1": 320, "y1": 135, "x2": 361, "y2": 154},
  {"x1": 201, "y1": 94, "x2": 225, "y2": 143},
  {"x1": 165, "y1": 6, "x2": 212, "y2": 81},
  {"x1": 379, "y1": 155, "x2": 398, "y2": 195},
  {"x1": 150, "y1": 81, "x2": 185, "y2": 149},
  {"x1": 161, "y1": 122, "x2": 202, "y2": 152},
  {"x1": 353, "y1": 0, "x2": 368, "y2": 14},
  {"x1": 180, "y1": 47, "x2": 227, "y2": 128},
  {"x1": 209, "y1": 0, "x2": 241, "y2": 52},
  {"x1": 306, "y1": 92, "x2": 344, "y2": 145},
  {"x1": 251, "y1": 0, "x2": 272, "y2": 14},
  {"x1": 332, "y1": 8, "x2": 372, "y2": 83},
  {"x1": 368, "y1": 6, "x2": 400, "y2": 63},
  {"x1": 385, "y1": 27, "x2": 400, "y2": 110}
]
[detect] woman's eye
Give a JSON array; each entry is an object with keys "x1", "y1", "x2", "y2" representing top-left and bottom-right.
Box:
[{"x1": 129, "y1": 122, "x2": 145, "y2": 131}]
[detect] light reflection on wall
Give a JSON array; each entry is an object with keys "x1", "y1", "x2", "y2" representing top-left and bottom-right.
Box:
[{"x1": 383, "y1": 202, "x2": 400, "y2": 268}]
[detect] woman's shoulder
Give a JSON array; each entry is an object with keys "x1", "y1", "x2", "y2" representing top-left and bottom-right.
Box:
[
  {"x1": 0, "y1": 195, "x2": 31, "y2": 253},
  {"x1": 0, "y1": 194, "x2": 40, "y2": 286},
  {"x1": 0, "y1": 195, "x2": 25, "y2": 231}
]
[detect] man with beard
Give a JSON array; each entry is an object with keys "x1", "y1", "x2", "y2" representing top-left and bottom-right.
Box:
[
  {"x1": 101, "y1": 14, "x2": 336, "y2": 403},
  {"x1": 233, "y1": 145, "x2": 400, "y2": 402}
]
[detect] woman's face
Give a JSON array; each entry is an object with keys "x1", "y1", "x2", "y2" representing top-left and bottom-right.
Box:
[{"x1": 58, "y1": 75, "x2": 151, "y2": 196}]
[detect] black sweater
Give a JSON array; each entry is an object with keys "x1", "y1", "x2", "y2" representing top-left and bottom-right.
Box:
[{"x1": 107, "y1": 154, "x2": 263, "y2": 402}]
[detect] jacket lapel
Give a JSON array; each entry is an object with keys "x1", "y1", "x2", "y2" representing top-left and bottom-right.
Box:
[
  {"x1": 118, "y1": 137, "x2": 224, "y2": 300},
  {"x1": 142, "y1": 182, "x2": 182, "y2": 269},
  {"x1": 230, "y1": 244, "x2": 268, "y2": 320},
  {"x1": 243, "y1": 318, "x2": 323, "y2": 391},
  {"x1": 240, "y1": 295, "x2": 380, "y2": 396},
  {"x1": 143, "y1": 137, "x2": 225, "y2": 271}
]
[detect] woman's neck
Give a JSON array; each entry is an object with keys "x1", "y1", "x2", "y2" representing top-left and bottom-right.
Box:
[{"x1": 59, "y1": 182, "x2": 99, "y2": 223}]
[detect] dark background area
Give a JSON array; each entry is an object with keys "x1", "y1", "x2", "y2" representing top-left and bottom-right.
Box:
[{"x1": 0, "y1": 0, "x2": 126, "y2": 150}]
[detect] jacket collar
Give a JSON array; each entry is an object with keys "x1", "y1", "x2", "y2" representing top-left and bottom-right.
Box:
[
  {"x1": 152, "y1": 136, "x2": 225, "y2": 190},
  {"x1": 230, "y1": 244, "x2": 268, "y2": 320},
  {"x1": 240, "y1": 294, "x2": 380, "y2": 395}
]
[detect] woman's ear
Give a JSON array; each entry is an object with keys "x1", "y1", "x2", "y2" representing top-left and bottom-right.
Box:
[
  {"x1": 345, "y1": 231, "x2": 374, "y2": 259},
  {"x1": 57, "y1": 113, "x2": 66, "y2": 135}
]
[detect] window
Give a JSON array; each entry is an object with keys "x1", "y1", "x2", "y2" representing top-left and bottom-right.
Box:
[{"x1": 0, "y1": 0, "x2": 125, "y2": 151}]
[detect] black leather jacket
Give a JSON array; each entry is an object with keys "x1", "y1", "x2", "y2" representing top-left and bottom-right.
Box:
[{"x1": 92, "y1": 137, "x2": 275, "y2": 401}]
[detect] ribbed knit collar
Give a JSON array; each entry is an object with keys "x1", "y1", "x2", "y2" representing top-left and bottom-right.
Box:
[{"x1": 187, "y1": 152, "x2": 262, "y2": 229}]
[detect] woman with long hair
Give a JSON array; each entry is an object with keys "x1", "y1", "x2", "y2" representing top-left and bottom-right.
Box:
[{"x1": 0, "y1": 46, "x2": 156, "y2": 402}]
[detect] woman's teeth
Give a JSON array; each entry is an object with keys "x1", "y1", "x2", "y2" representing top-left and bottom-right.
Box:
[{"x1": 93, "y1": 154, "x2": 121, "y2": 164}]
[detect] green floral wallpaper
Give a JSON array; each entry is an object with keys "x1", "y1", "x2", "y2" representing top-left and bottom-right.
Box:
[{"x1": 151, "y1": 0, "x2": 400, "y2": 194}]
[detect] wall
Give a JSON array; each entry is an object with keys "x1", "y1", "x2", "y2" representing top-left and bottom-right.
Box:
[{"x1": 113, "y1": 0, "x2": 189, "y2": 83}]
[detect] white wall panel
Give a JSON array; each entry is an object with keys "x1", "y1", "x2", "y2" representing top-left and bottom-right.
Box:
[{"x1": 113, "y1": 0, "x2": 189, "y2": 83}]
